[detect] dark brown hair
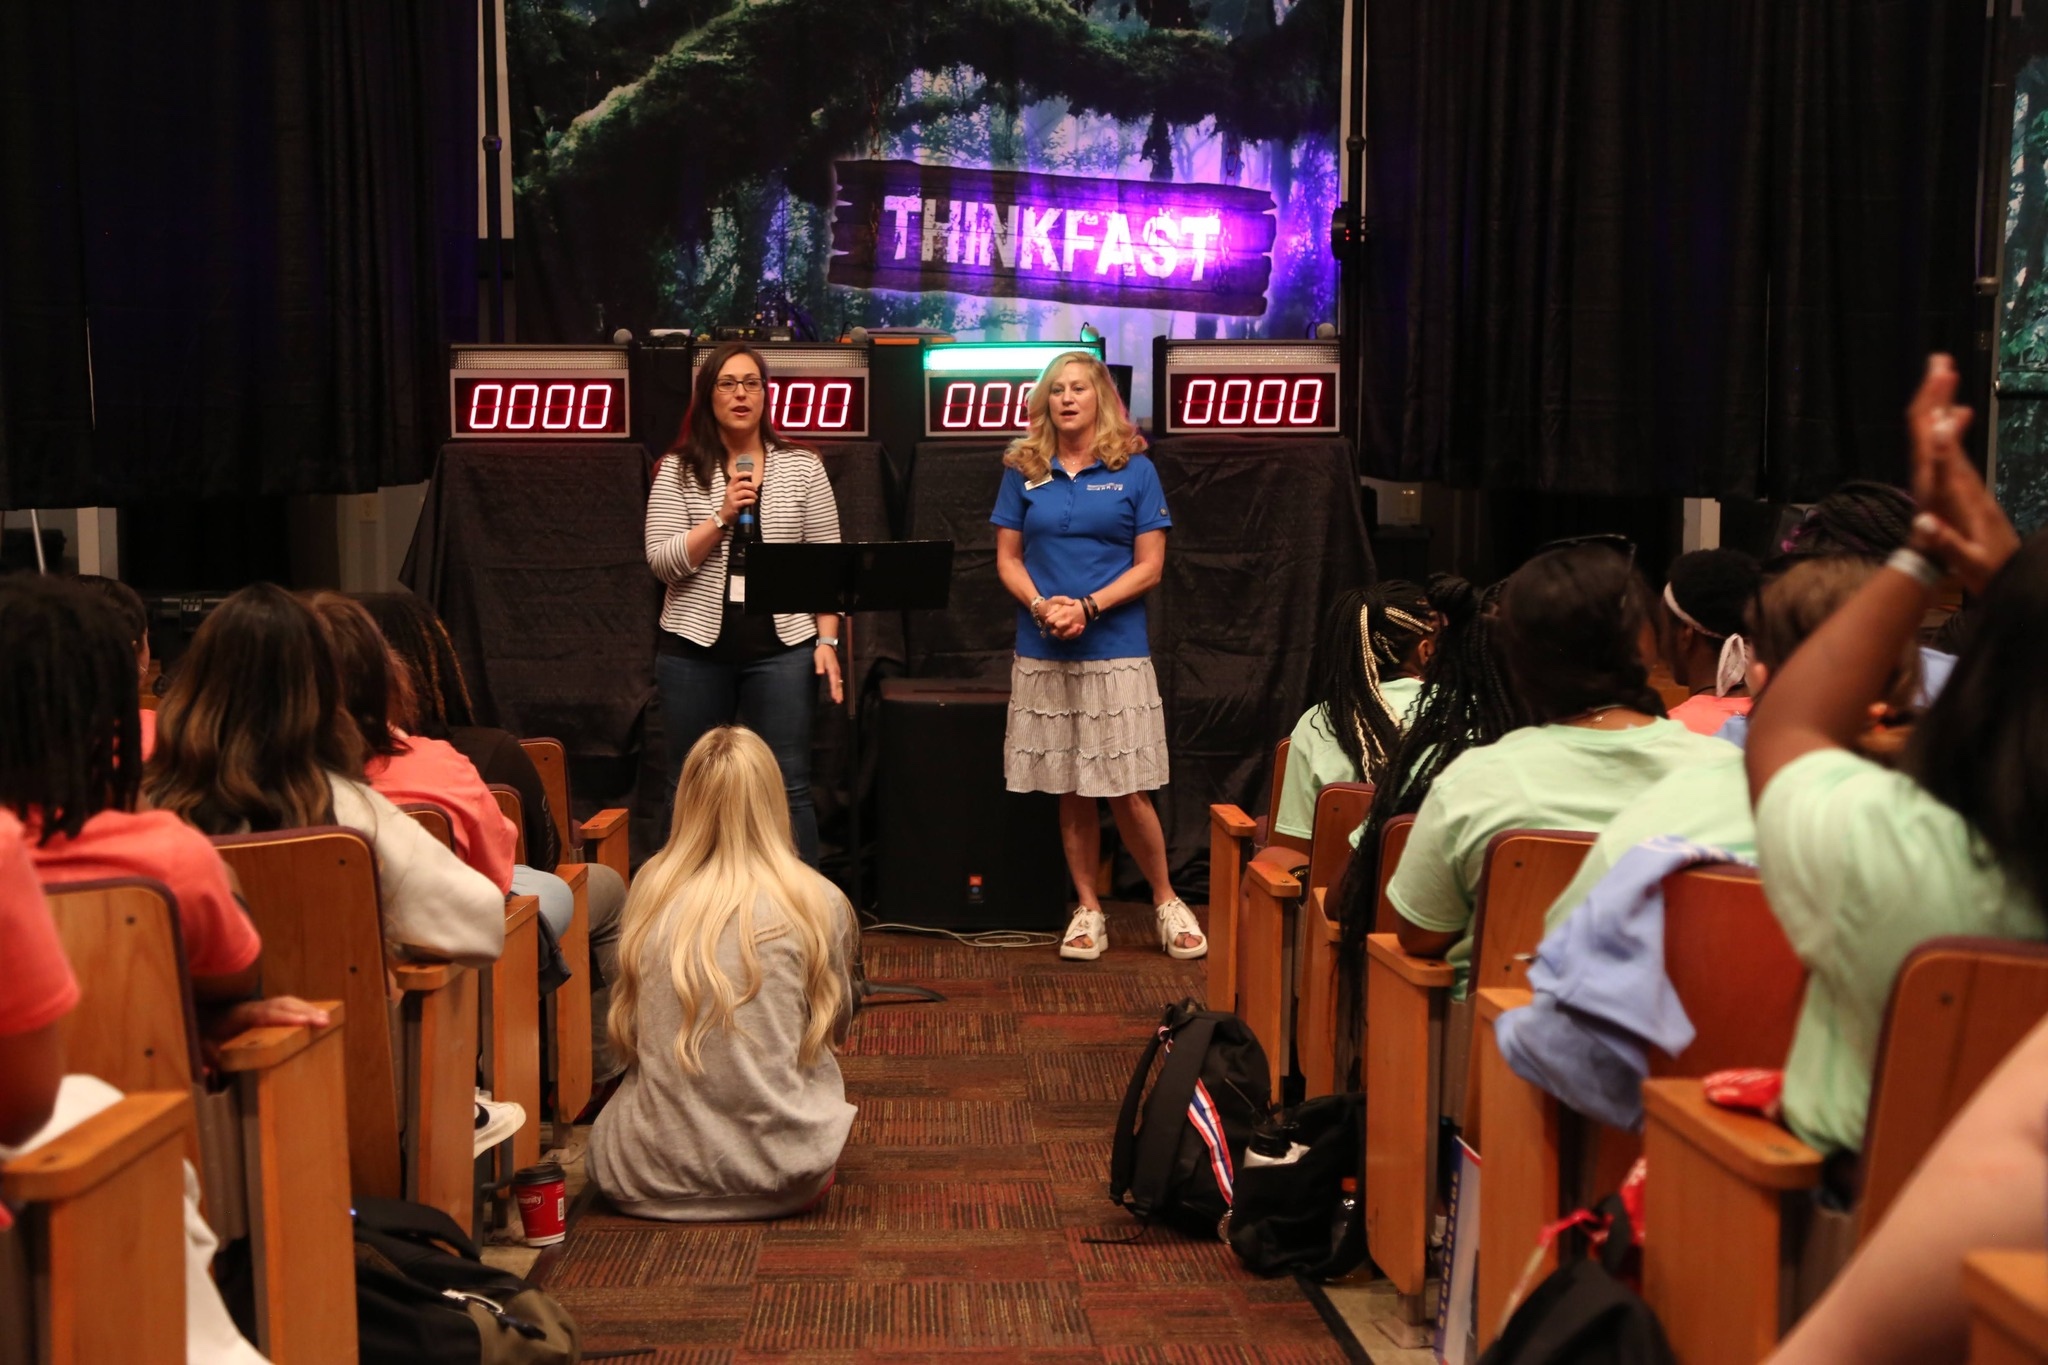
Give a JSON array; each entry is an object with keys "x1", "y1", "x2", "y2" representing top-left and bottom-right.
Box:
[
  {"x1": 1500, "y1": 544, "x2": 1664, "y2": 722},
  {"x1": 144, "y1": 583, "x2": 362, "y2": 834},
  {"x1": 304, "y1": 592, "x2": 409, "y2": 760},
  {"x1": 668, "y1": 341, "x2": 792, "y2": 490},
  {"x1": 359, "y1": 592, "x2": 478, "y2": 740}
]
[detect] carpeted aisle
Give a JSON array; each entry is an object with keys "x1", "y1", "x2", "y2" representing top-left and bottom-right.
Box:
[{"x1": 537, "y1": 901, "x2": 1353, "y2": 1362}]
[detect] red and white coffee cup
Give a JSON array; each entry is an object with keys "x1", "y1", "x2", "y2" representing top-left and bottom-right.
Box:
[{"x1": 512, "y1": 1161, "x2": 568, "y2": 1246}]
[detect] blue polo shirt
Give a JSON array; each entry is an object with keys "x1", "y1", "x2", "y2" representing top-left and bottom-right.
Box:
[{"x1": 990, "y1": 452, "x2": 1172, "y2": 661}]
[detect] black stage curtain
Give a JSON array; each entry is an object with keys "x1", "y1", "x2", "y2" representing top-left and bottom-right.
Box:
[
  {"x1": 0, "y1": 2, "x2": 475, "y2": 506},
  {"x1": 904, "y1": 437, "x2": 1371, "y2": 886},
  {"x1": 1361, "y1": 0, "x2": 1983, "y2": 500}
]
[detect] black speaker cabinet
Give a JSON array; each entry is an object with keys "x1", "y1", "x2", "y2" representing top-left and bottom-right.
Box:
[{"x1": 876, "y1": 679, "x2": 1066, "y2": 930}]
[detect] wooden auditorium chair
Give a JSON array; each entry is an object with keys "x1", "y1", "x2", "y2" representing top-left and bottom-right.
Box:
[
  {"x1": 1363, "y1": 828, "x2": 1595, "y2": 1320},
  {"x1": 36, "y1": 878, "x2": 356, "y2": 1363},
  {"x1": 1642, "y1": 937, "x2": 2048, "y2": 1363},
  {"x1": 1470, "y1": 865, "x2": 1806, "y2": 1353},
  {"x1": 491, "y1": 781, "x2": 594, "y2": 1142},
  {"x1": 1, "y1": 1090, "x2": 191, "y2": 1365},
  {"x1": 1206, "y1": 737, "x2": 1296, "y2": 1016},
  {"x1": 212, "y1": 828, "x2": 480, "y2": 1228},
  {"x1": 519, "y1": 736, "x2": 630, "y2": 1126},
  {"x1": 402, "y1": 802, "x2": 544, "y2": 1186},
  {"x1": 1243, "y1": 781, "x2": 1374, "y2": 1100},
  {"x1": 1966, "y1": 1250, "x2": 2048, "y2": 1365}
]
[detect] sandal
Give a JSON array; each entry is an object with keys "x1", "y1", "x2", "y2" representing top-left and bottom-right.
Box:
[
  {"x1": 1155, "y1": 898, "x2": 1207, "y2": 960},
  {"x1": 1060, "y1": 906, "x2": 1108, "y2": 961}
]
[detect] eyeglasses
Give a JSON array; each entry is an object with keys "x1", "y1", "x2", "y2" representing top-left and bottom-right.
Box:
[{"x1": 715, "y1": 376, "x2": 764, "y2": 394}]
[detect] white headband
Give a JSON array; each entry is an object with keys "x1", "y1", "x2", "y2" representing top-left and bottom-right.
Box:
[{"x1": 1663, "y1": 582, "x2": 1751, "y2": 698}]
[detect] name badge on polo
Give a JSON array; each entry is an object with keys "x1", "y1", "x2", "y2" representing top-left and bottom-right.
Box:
[{"x1": 1025, "y1": 474, "x2": 1052, "y2": 491}]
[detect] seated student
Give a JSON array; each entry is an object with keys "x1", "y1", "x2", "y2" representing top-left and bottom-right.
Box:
[
  {"x1": 1766, "y1": 1011, "x2": 2048, "y2": 1365},
  {"x1": 1745, "y1": 354, "x2": 2045, "y2": 1158},
  {"x1": 1387, "y1": 542, "x2": 1728, "y2": 991},
  {"x1": 1777, "y1": 477, "x2": 1958, "y2": 706},
  {"x1": 0, "y1": 811, "x2": 271, "y2": 1365},
  {"x1": 143, "y1": 584, "x2": 503, "y2": 967},
  {"x1": 1268, "y1": 578, "x2": 1444, "y2": 854},
  {"x1": 301, "y1": 592, "x2": 557, "y2": 920},
  {"x1": 1660, "y1": 548, "x2": 1763, "y2": 736},
  {"x1": 590, "y1": 726, "x2": 856, "y2": 1221},
  {"x1": 77, "y1": 574, "x2": 156, "y2": 760},
  {"x1": 1331, "y1": 576, "x2": 1528, "y2": 1083},
  {"x1": 361, "y1": 589, "x2": 630, "y2": 1074},
  {"x1": 1537, "y1": 556, "x2": 1918, "y2": 932}
]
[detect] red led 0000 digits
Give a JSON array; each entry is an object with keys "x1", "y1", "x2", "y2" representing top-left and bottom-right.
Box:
[
  {"x1": 461, "y1": 380, "x2": 619, "y2": 432},
  {"x1": 1170, "y1": 373, "x2": 1328, "y2": 428}
]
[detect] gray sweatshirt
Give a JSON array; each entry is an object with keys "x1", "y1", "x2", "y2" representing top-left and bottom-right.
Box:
[{"x1": 588, "y1": 881, "x2": 856, "y2": 1220}]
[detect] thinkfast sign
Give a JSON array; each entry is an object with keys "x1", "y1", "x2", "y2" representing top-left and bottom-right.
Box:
[{"x1": 830, "y1": 161, "x2": 1277, "y2": 316}]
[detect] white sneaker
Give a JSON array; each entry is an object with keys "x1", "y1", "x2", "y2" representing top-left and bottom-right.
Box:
[
  {"x1": 1059, "y1": 907, "x2": 1108, "y2": 961},
  {"x1": 1156, "y1": 898, "x2": 1207, "y2": 960},
  {"x1": 474, "y1": 1089, "x2": 525, "y2": 1158}
]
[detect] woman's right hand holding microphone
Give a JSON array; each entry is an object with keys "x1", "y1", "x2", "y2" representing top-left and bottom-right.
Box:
[{"x1": 719, "y1": 467, "x2": 759, "y2": 528}]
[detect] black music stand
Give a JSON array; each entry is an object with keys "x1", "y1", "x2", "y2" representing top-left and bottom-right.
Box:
[{"x1": 748, "y1": 540, "x2": 955, "y2": 1005}]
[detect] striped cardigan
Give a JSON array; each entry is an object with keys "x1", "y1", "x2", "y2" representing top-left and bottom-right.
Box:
[{"x1": 644, "y1": 444, "x2": 843, "y2": 647}]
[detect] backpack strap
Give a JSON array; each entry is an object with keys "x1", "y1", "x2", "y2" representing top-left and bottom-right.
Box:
[
  {"x1": 1109, "y1": 1005, "x2": 1178, "y2": 1205},
  {"x1": 1125, "y1": 1014, "x2": 1222, "y2": 1217}
]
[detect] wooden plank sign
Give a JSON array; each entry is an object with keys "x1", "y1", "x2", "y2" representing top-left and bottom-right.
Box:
[{"x1": 829, "y1": 160, "x2": 1276, "y2": 316}]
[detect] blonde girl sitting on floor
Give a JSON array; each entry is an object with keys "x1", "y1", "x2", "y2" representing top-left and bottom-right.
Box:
[{"x1": 589, "y1": 725, "x2": 857, "y2": 1221}]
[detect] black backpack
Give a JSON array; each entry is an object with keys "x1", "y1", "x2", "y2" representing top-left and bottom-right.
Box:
[
  {"x1": 1225, "y1": 1093, "x2": 1367, "y2": 1279},
  {"x1": 1478, "y1": 1196, "x2": 1675, "y2": 1365},
  {"x1": 353, "y1": 1196, "x2": 579, "y2": 1364},
  {"x1": 1109, "y1": 999, "x2": 1271, "y2": 1238}
]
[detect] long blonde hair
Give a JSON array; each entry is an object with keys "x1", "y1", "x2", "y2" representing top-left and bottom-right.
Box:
[
  {"x1": 1002, "y1": 351, "x2": 1145, "y2": 483},
  {"x1": 607, "y1": 726, "x2": 849, "y2": 1075}
]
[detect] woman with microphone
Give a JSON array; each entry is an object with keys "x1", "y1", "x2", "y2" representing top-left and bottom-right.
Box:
[
  {"x1": 991, "y1": 350, "x2": 1203, "y2": 962},
  {"x1": 645, "y1": 342, "x2": 844, "y2": 867}
]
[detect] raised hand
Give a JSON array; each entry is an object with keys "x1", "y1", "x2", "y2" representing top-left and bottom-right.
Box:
[{"x1": 1906, "y1": 354, "x2": 2019, "y2": 595}]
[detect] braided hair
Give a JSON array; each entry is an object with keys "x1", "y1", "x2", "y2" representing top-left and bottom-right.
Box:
[
  {"x1": 1780, "y1": 480, "x2": 1914, "y2": 562},
  {"x1": 1314, "y1": 579, "x2": 1435, "y2": 784},
  {"x1": 1331, "y1": 574, "x2": 1527, "y2": 1087},
  {"x1": 358, "y1": 592, "x2": 479, "y2": 740},
  {"x1": 0, "y1": 575, "x2": 143, "y2": 842}
]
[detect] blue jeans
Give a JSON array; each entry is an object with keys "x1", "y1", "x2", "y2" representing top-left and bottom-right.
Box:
[{"x1": 657, "y1": 643, "x2": 820, "y2": 866}]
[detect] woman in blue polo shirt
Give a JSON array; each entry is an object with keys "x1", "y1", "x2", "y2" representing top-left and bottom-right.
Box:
[{"x1": 991, "y1": 351, "x2": 1204, "y2": 963}]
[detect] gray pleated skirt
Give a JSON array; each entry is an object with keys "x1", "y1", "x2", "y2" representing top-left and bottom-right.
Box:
[{"x1": 1004, "y1": 655, "x2": 1169, "y2": 798}]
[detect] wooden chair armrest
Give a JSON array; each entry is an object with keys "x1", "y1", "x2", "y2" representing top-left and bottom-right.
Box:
[
  {"x1": 1476, "y1": 987, "x2": 1534, "y2": 1026},
  {"x1": 576, "y1": 808, "x2": 629, "y2": 842},
  {"x1": 1209, "y1": 804, "x2": 1257, "y2": 839},
  {"x1": 504, "y1": 893, "x2": 539, "y2": 933},
  {"x1": 556, "y1": 862, "x2": 589, "y2": 892},
  {"x1": 1247, "y1": 859, "x2": 1304, "y2": 902},
  {"x1": 1641, "y1": 1078, "x2": 1824, "y2": 1189},
  {"x1": 1310, "y1": 887, "x2": 1341, "y2": 942},
  {"x1": 1365, "y1": 932, "x2": 1455, "y2": 989},
  {"x1": 1966, "y1": 1250, "x2": 2048, "y2": 1355},
  {"x1": 214, "y1": 1003, "x2": 347, "y2": 1074},
  {"x1": 392, "y1": 961, "x2": 458, "y2": 993},
  {"x1": 0, "y1": 1091, "x2": 190, "y2": 1202}
]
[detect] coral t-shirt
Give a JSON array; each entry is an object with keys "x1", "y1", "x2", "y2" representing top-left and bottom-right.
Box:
[
  {"x1": 30, "y1": 808, "x2": 263, "y2": 980},
  {"x1": 367, "y1": 734, "x2": 518, "y2": 894},
  {"x1": 0, "y1": 810, "x2": 79, "y2": 1037},
  {"x1": 1669, "y1": 692, "x2": 1752, "y2": 737}
]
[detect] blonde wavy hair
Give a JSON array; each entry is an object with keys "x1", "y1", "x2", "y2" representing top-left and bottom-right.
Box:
[
  {"x1": 607, "y1": 726, "x2": 851, "y2": 1076},
  {"x1": 1002, "y1": 350, "x2": 1146, "y2": 483}
]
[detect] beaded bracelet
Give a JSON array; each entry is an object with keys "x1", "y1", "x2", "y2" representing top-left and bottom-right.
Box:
[{"x1": 1885, "y1": 546, "x2": 1942, "y2": 589}]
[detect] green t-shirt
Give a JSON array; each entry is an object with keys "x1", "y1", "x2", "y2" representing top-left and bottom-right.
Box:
[
  {"x1": 1385, "y1": 719, "x2": 1730, "y2": 993},
  {"x1": 1272, "y1": 677, "x2": 1424, "y2": 841},
  {"x1": 1758, "y1": 749, "x2": 2044, "y2": 1154},
  {"x1": 1540, "y1": 745, "x2": 1757, "y2": 936}
]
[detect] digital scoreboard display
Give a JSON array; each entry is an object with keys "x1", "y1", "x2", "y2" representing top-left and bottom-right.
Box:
[
  {"x1": 1152, "y1": 338, "x2": 1342, "y2": 437},
  {"x1": 449, "y1": 345, "x2": 632, "y2": 439},
  {"x1": 691, "y1": 341, "x2": 872, "y2": 438},
  {"x1": 922, "y1": 340, "x2": 1108, "y2": 439}
]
